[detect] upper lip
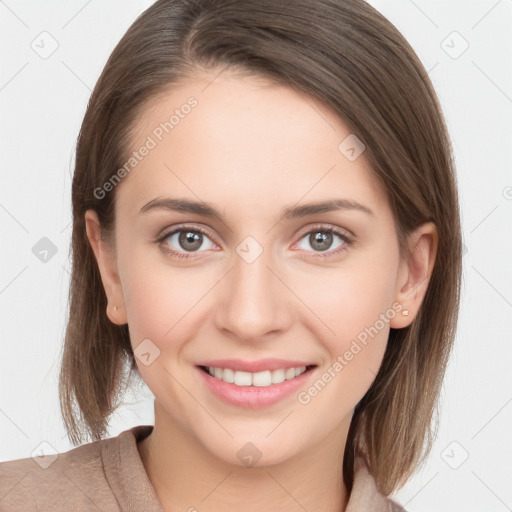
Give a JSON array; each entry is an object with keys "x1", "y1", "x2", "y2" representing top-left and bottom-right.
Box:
[{"x1": 197, "y1": 358, "x2": 316, "y2": 373}]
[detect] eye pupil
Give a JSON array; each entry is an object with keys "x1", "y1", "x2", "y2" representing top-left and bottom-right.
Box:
[
  {"x1": 179, "y1": 230, "x2": 203, "y2": 251},
  {"x1": 310, "y1": 231, "x2": 332, "y2": 252}
]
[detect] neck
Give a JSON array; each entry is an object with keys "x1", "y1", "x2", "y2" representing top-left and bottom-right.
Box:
[{"x1": 137, "y1": 400, "x2": 350, "y2": 512}]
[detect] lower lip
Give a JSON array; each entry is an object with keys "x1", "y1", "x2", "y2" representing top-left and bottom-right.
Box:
[{"x1": 195, "y1": 365, "x2": 317, "y2": 409}]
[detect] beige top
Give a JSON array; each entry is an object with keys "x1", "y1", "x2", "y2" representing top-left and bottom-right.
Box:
[{"x1": 0, "y1": 425, "x2": 406, "y2": 511}]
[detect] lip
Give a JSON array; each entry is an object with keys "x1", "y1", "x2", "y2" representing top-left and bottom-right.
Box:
[
  {"x1": 196, "y1": 358, "x2": 316, "y2": 373},
  {"x1": 195, "y1": 364, "x2": 318, "y2": 409}
]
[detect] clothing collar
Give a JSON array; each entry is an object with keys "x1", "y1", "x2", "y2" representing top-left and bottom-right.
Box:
[{"x1": 102, "y1": 425, "x2": 404, "y2": 512}]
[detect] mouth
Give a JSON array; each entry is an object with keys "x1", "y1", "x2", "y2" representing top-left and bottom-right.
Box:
[
  {"x1": 194, "y1": 357, "x2": 319, "y2": 408},
  {"x1": 197, "y1": 364, "x2": 317, "y2": 387}
]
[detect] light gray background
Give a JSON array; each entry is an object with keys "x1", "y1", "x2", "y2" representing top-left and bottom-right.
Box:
[{"x1": 1, "y1": 1, "x2": 511, "y2": 511}]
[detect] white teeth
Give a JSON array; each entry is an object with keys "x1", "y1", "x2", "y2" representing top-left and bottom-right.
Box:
[
  {"x1": 205, "y1": 366, "x2": 308, "y2": 387},
  {"x1": 222, "y1": 368, "x2": 235, "y2": 383},
  {"x1": 252, "y1": 370, "x2": 272, "y2": 387},
  {"x1": 285, "y1": 368, "x2": 296, "y2": 379},
  {"x1": 234, "y1": 371, "x2": 252, "y2": 386},
  {"x1": 271, "y1": 369, "x2": 286, "y2": 384}
]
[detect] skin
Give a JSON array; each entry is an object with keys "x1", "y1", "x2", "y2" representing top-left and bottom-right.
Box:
[{"x1": 85, "y1": 68, "x2": 437, "y2": 512}]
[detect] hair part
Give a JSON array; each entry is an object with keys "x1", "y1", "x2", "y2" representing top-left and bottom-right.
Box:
[{"x1": 59, "y1": 0, "x2": 462, "y2": 496}]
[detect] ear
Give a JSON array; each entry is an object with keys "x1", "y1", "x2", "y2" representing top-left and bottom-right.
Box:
[
  {"x1": 390, "y1": 222, "x2": 438, "y2": 328},
  {"x1": 84, "y1": 210, "x2": 127, "y2": 325}
]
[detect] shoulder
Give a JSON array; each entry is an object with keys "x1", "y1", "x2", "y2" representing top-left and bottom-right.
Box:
[
  {"x1": 0, "y1": 430, "x2": 124, "y2": 511},
  {"x1": 388, "y1": 498, "x2": 408, "y2": 512},
  {"x1": 347, "y1": 456, "x2": 408, "y2": 512}
]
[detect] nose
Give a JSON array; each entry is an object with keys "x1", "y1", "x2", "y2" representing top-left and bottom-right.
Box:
[{"x1": 214, "y1": 243, "x2": 293, "y2": 343}]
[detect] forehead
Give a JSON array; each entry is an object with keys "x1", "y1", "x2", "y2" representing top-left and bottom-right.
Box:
[{"x1": 116, "y1": 69, "x2": 389, "y2": 219}]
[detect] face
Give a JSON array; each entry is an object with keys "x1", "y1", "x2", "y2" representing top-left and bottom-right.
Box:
[{"x1": 88, "y1": 68, "x2": 416, "y2": 467}]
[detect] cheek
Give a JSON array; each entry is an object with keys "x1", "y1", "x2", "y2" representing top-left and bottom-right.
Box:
[
  {"x1": 290, "y1": 256, "x2": 396, "y2": 340},
  {"x1": 123, "y1": 270, "x2": 207, "y2": 345},
  {"x1": 117, "y1": 240, "x2": 204, "y2": 346},
  {"x1": 120, "y1": 261, "x2": 209, "y2": 402},
  {"x1": 287, "y1": 257, "x2": 396, "y2": 399}
]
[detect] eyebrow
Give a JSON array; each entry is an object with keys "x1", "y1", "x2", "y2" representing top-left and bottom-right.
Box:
[{"x1": 139, "y1": 197, "x2": 374, "y2": 221}]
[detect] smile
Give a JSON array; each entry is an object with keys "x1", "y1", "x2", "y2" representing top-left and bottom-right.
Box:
[{"x1": 199, "y1": 365, "x2": 315, "y2": 387}]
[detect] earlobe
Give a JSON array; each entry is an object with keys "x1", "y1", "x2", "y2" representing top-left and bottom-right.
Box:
[
  {"x1": 84, "y1": 210, "x2": 127, "y2": 325},
  {"x1": 390, "y1": 222, "x2": 438, "y2": 329}
]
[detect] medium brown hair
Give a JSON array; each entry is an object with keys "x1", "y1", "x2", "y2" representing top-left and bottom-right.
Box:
[{"x1": 59, "y1": 0, "x2": 462, "y2": 496}]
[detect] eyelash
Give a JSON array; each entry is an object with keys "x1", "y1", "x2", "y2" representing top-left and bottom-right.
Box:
[{"x1": 155, "y1": 223, "x2": 354, "y2": 260}]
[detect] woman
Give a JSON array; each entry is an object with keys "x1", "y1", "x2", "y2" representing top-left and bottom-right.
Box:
[{"x1": 0, "y1": 0, "x2": 462, "y2": 510}]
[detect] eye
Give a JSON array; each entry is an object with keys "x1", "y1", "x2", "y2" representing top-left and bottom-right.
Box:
[
  {"x1": 157, "y1": 226, "x2": 216, "y2": 259},
  {"x1": 294, "y1": 224, "x2": 353, "y2": 258},
  {"x1": 156, "y1": 223, "x2": 354, "y2": 260}
]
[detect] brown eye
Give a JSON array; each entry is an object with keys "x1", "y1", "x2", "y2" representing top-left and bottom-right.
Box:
[
  {"x1": 295, "y1": 225, "x2": 353, "y2": 258},
  {"x1": 308, "y1": 231, "x2": 334, "y2": 252},
  {"x1": 159, "y1": 227, "x2": 216, "y2": 258},
  {"x1": 177, "y1": 230, "x2": 204, "y2": 251}
]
